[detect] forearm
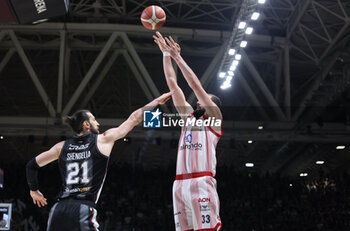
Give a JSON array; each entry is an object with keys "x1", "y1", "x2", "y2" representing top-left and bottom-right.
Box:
[
  {"x1": 26, "y1": 158, "x2": 40, "y2": 191},
  {"x1": 173, "y1": 55, "x2": 200, "y2": 89},
  {"x1": 163, "y1": 56, "x2": 178, "y2": 90}
]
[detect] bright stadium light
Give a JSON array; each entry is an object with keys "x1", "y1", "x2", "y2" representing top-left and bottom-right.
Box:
[
  {"x1": 232, "y1": 60, "x2": 239, "y2": 66},
  {"x1": 258, "y1": 0, "x2": 266, "y2": 4},
  {"x1": 219, "y1": 72, "x2": 226, "y2": 78},
  {"x1": 230, "y1": 65, "x2": 237, "y2": 71},
  {"x1": 245, "y1": 163, "x2": 254, "y2": 167},
  {"x1": 336, "y1": 145, "x2": 345, "y2": 149},
  {"x1": 240, "y1": 40, "x2": 248, "y2": 47},
  {"x1": 235, "y1": 54, "x2": 242, "y2": 60},
  {"x1": 245, "y1": 27, "x2": 254, "y2": 35},
  {"x1": 220, "y1": 81, "x2": 231, "y2": 90},
  {"x1": 226, "y1": 76, "x2": 233, "y2": 81},
  {"x1": 228, "y1": 49, "x2": 236, "y2": 56},
  {"x1": 248, "y1": 140, "x2": 253, "y2": 144},
  {"x1": 228, "y1": 71, "x2": 234, "y2": 76},
  {"x1": 251, "y1": 12, "x2": 260, "y2": 20},
  {"x1": 316, "y1": 161, "x2": 325, "y2": 165},
  {"x1": 238, "y1": 21, "x2": 246, "y2": 29}
]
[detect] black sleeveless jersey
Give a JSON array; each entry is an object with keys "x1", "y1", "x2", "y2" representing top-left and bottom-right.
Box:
[{"x1": 58, "y1": 133, "x2": 109, "y2": 204}]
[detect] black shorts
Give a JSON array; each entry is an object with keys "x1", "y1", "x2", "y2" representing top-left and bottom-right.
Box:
[{"x1": 46, "y1": 199, "x2": 99, "y2": 231}]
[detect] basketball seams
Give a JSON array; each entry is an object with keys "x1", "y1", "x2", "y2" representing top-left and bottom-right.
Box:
[{"x1": 141, "y1": 5, "x2": 166, "y2": 30}]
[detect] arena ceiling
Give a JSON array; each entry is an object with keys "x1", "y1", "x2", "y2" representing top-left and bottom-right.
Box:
[{"x1": 1, "y1": 0, "x2": 350, "y2": 177}]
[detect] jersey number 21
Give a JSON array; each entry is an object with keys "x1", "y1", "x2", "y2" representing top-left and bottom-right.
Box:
[{"x1": 66, "y1": 161, "x2": 90, "y2": 185}]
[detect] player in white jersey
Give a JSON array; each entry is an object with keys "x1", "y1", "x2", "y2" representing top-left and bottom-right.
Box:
[{"x1": 154, "y1": 32, "x2": 223, "y2": 231}]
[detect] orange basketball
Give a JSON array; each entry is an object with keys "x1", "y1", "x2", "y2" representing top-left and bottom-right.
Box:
[{"x1": 140, "y1": 5, "x2": 166, "y2": 30}]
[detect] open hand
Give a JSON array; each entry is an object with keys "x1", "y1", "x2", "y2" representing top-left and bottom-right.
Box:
[
  {"x1": 30, "y1": 190, "x2": 47, "y2": 207},
  {"x1": 153, "y1": 32, "x2": 181, "y2": 57},
  {"x1": 157, "y1": 92, "x2": 172, "y2": 104}
]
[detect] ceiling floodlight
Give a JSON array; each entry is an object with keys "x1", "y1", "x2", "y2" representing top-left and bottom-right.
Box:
[
  {"x1": 220, "y1": 82, "x2": 231, "y2": 90},
  {"x1": 228, "y1": 49, "x2": 236, "y2": 56},
  {"x1": 245, "y1": 163, "x2": 254, "y2": 167},
  {"x1": 238, "y1": 21, "x2": 246, "y2": 29},
  {"x1": 240, "y1": 41, "x2": 248, "y2": 47},
  {"x1": 245, "y1": 27, "x2": 254, "y2": 35},
  {"x1": 232, "y1": 60, "x2": 239, "y2": 66},
  {"x1": 230, "y1": 65, "x2": 237, "y2": 71},
  {"x1": 219, "y1": 72, "x2": 226, "y2": 78},
  {"x1": 251, "y1": 12, "x2": 260, "y2": 20}
]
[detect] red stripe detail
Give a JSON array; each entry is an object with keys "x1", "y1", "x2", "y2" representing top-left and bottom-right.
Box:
[
  {"x1": 202, "y1": 114, "x2": 223, "y2": 137},
  {"x1": 195, "y1": 222, "x2": 221, "y2": 231},
  {"x1": 191, "y1": 179, "x2": 202, "y2": 229},
  {"x1": 205, "y1": 130, "x2": 211, "y2": 171},
  {"x1": 176, "y1": 172, "x2": 213, "y2": 180},
  {"x1": 91, "y1": 209, "x2": 97, "y2": 231}
]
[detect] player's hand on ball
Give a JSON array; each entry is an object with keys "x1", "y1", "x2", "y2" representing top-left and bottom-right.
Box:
[
  {"x1": 30, "y1": 190, "x2": 48, "y2": 207},
  {"x1": 157, "y1": 92, "x2": 172, "y2": 104}
]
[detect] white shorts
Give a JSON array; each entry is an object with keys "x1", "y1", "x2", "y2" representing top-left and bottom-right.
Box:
[{"x1": 172, "y1": 175, "x2": 222, "y2": 231}]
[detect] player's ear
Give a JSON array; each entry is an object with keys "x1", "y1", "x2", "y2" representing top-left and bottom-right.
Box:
[{"x1": 82, "y1": 121, "x2": 90, "y2": 130}]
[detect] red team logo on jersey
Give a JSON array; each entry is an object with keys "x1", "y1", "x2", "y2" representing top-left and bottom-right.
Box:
[{"x1": 198, "y1": 198, "x2": 210, "y2": 203}]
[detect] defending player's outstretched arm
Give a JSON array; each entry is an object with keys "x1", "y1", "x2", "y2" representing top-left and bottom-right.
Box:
[
  {"x1": 26, "y1": 93, "x2": 171, "y2": 208},
  {"x1": 159, "y1": 34, "x2": 222, "y2": 121},
  {"x1": 154, "y1": 32, "x2": 193, "y2": 118},
  {"x1": 100, "y1": 92, "x2": 172, "y2": 143}
]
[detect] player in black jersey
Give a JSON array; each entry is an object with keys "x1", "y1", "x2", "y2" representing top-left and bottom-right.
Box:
[{"x1": 26, "y1": 92, "x2": 171, "y2": 231}]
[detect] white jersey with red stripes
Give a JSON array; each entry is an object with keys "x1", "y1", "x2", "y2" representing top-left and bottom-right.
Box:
[{"x1": 176, "y1": 114, "x2": 222, "y2": 177}]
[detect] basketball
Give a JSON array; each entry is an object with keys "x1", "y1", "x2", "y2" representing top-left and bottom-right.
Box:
[{"x1": 140, "y1": 5, "x2": 166, "y2": 30}]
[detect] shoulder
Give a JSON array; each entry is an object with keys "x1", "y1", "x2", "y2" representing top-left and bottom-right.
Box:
[
  {"x1": 97, "y1": 132, "x2": 113, "y2": 144},
  {"x1": 53, "y1": 141, "x2": 65, "y2": 151}
]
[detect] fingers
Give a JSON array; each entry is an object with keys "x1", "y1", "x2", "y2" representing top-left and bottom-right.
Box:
[
  {"x1": 41, "y1": 198, "x2": 48, "y2": 207},
  {"x1": 152, "y1": 35, "x2": 159, "y2": 42},
  {"x1": 32, "y1": 195, "x2": 47, "y2": 207},
  {"x1": 37, "y1": 197, "x2": 47, "y2": 207},
  {"x1": 164, "y1": 96, "x2": 171, "y2": 102},
  {"x1": 169, "y1": 36, "x2": 177, "y2": 46},
  {"x1": 164, "y1": 37, "x2": 171, "y2": 46},
  {"x1": 165, "y1": 37, "x2": 177, "y2": 51},
  {"x1": 156, "y1": 31, "x2": 164, "y2": 40},
  {"x1": 154, "y1": 32, "x2": 166, "y2": 44}
]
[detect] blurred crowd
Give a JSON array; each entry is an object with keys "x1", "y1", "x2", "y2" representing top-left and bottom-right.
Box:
[{"x1": 1, "y1": 162, "x2": 350, "y2": 231}]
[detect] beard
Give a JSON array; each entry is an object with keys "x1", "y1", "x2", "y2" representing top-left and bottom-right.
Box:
[
  {"x1": 193, "y1": 108, "x2": 205, "y2": 119},
  {"x1": 90, "y1": 125, "x2": 99, "y2": 134}
]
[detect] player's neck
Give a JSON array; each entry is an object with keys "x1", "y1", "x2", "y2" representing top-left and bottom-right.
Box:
[{"x1": 76, "y1": 130, "x2": 91, "y2": 136}]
